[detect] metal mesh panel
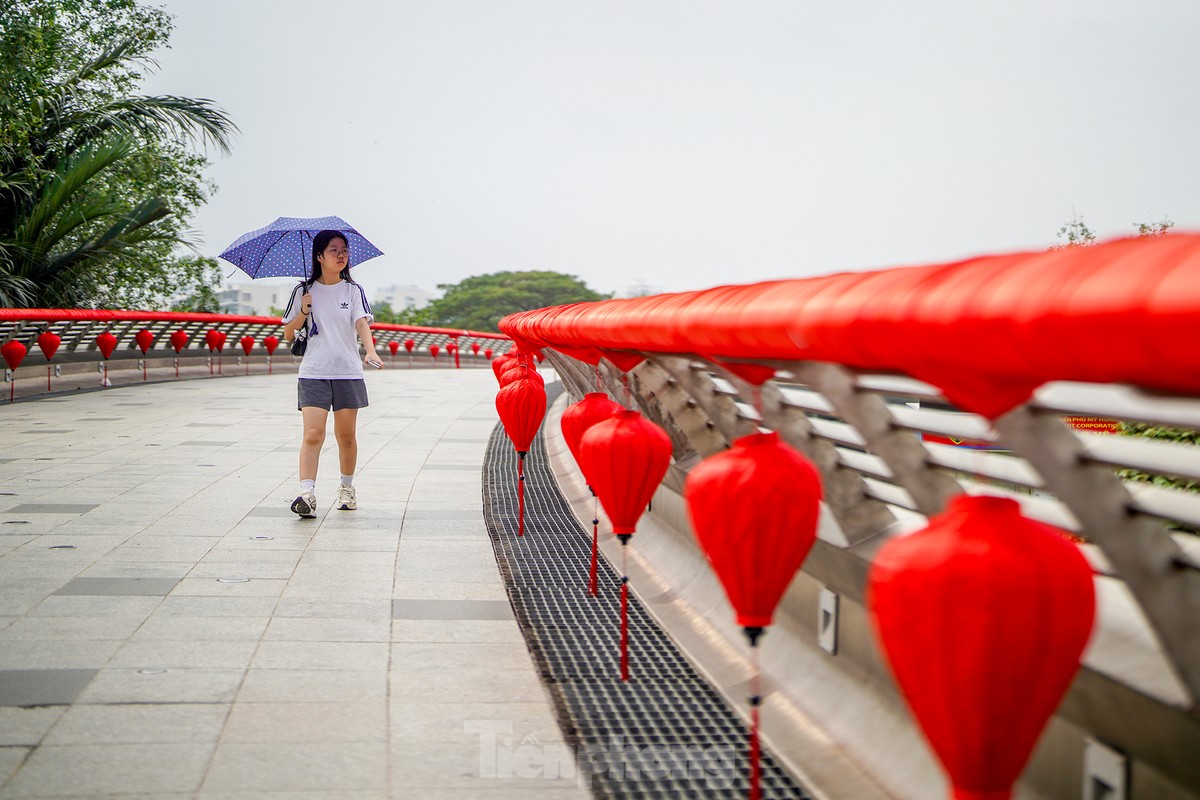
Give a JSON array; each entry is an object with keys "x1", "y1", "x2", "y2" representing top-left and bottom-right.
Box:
[{"x1": 482, "y1": 385, "x2": 811, "y2": 799}]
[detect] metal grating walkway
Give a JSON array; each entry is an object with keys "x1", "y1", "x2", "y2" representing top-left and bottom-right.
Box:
[{"x1": 481, "y1": 386, "x2": 811, "y2": 799}]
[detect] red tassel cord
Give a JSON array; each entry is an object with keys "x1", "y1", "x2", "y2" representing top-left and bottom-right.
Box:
[
  {"x1": 620, "y1": 542, "x2": 630, "y2": 681},
  {"x1": 749, "y1": 699, "x2": 761, "y2": 800},
  {"x1": 749, "y1": 643, "x2": 762, "y2": 800},
  {"x1": 589, "y1": 492, "x2": 599, "y2": 596},
  {"x1": 47, "y1": 366, "x2": 51, "y2": 392},
  {"x1": 620, "y1": 578, "x2": 629, "y2": 681},
  {"x1": 517, "y1": 454, "x2": 526, "y2": 537}
]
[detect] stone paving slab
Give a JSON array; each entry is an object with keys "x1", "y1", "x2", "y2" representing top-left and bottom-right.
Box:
[{"x1": 0, "y1": 369, "x2": 589, "y2": 799}]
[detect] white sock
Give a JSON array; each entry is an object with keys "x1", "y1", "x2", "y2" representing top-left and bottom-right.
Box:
[
  {"x1": 340, "y1": 474, "x2": 354, "y2": 487},
  {"x1": 300, "y1": 479, "x2": 315, "y2": 493}
]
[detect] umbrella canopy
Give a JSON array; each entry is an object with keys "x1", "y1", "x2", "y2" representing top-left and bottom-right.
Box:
[{"x1": 218, "y1": 215, "x2": 383, "y2": 279}]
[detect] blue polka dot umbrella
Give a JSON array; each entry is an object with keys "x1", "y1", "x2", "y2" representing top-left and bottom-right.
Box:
[{"x1": 218, "y1": 215, "x2": 384, "y2": 280}]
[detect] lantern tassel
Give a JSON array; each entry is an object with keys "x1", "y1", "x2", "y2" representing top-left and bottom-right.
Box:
[
  {"x1": 517, "y1": 453, "x2": 526, "y2": 537},
  {"x1": 620, "y1": 542, "x2": 630, "y2": 681},
  {"x1": 749, "y1": 642, "x2": 762, "y2": 800},
  {"x1": 589, "y1": 491, "x2": 599, "y2": 596},
  {"x1": 620, "y1": 577, "x2": 629, "y2": 681},
  {"x1": 47, "y1": 366, "x2": 51, "y2": 392}
]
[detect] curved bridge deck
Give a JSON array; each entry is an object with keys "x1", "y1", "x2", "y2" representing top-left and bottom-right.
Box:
[{"x1": 0, "y1": 371, "x2": 587, "y2": 798}]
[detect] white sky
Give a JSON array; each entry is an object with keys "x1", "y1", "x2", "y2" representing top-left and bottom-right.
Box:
[{"x1": 142, "y1": 0, "x2": 1200, "y2": 300}]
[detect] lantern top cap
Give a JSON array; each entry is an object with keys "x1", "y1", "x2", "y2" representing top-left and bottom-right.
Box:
[
  {"x1": 945, "y1": 494, "x2": 1022, "y2": 525},
  {"x1": 947, "y1": 494, "x2": 1020, "y2": 516},
  {"x1": 735, "y1": 431, "x2": 781, "y2": 447}
]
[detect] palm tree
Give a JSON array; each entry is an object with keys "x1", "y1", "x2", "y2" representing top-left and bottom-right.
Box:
[{"x1": 0, "y1": 34, "x2": 237, "y2": 308}]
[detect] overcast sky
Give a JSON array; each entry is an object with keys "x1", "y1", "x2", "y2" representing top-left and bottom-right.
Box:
[{"x1": 142, "y1": 0, "x2": 1200, "y2": 300}]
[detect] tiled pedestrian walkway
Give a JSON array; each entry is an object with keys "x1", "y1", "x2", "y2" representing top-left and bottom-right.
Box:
[{"x1": 0, "y1": 369, "x2": 589, "y2": 799}]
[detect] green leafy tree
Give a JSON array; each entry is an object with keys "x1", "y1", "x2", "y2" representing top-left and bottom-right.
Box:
[
  {"x1": 0, "y1": 0, "x2": 237, "y2": 309},
  {"x1": 418, "y1": 270, "x2": 608, "y2": 332},
  {"x1": 1054, "y1": 213, "x2": 1096, "y2": 249},
  {"x1": 167, "y1": 256, "x2": 222, "y2": 312},
  {"x1": 371, "y1": 300, "x2": 428, "y2": 326},
  {"x1": 1134, "y1": 217, "x2": 1174, "y2": 237}
]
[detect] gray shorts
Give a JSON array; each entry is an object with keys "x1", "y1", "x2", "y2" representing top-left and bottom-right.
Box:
[{"x1": 297, "y1": 378, "x2": 369, "y2": 412}]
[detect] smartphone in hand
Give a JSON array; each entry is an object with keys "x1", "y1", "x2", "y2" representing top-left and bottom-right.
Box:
[{"x1": 366, "y1": 358, "x2": 383, "y2": 369}]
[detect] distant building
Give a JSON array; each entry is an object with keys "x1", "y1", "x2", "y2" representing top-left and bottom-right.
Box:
[
  {"x1": 217, "y1": 281, "x2": 295, "y2": 316},
  {"x1": 373, "y1": 284, "x2": 434, "y2": 311},
  {"x1": 617, "y1": 280, "x2": 663, "y2": 298}
]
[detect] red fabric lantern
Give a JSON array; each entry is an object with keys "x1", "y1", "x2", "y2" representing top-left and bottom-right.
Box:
[
  {"x1": 404, "y1": 338, "x2": 415, "y2": 353},
  {"x1": 471, "y1": 342, "x2": 481, "y2": 354},
  {"x1": 685, "y1": 432, "x2": 821, "y2": 634},
  {"x1": 430, "y1": 344, "x2": 440, "y2": 359},
  {"x1": 205, "y1": 329, "x2": 220, "y2": 351},
  {"x1": 2, "y1": 340, "x2": 26, "y2": 370},
  {"x1": 37, "y1": 331, "x2": 61, "y2": 361},
  {"x1": 36, "y1": 331, "x2": 60, "y2": 392},
  {"x1": 495, "y1": 377, "x2": 548, "y2": 537},
  {"x1": 685, "y1": 431, "x2": 822, "y2": 800},
  {"x1": 134, "y1": 330, "x2": 155, "y2": 380},
  {"x1": 240, "y1": 336, "x2": 255, "y2": 356},
  {"x1": 484, "y1": 347, "x2": 493, "y2": 359},
  {"x1": 868, "y1": 495, "x2": 1096, "y2": 800},
  {"x1": 215, "y1": 331, "x2": 227, "y2": 352},
  {"x1": 579, "y1": 410, "x2": 672, "y2": 681},
  {"x1": 2, "y1": 340, "x2": 26, "y2": 402},
  {"x1": 388, "y1": 341, "x2": 400, "y2": 356},
  {"x1": 562, "y1": 393, "x2": 623, "y2": 477},
  {"x1": 580, "y1": 411, "x2": 671, "y2": 538},
  {"x1": 492, "y1": 352, "x2": 517, "y2": 381},
  {"x1": 170, "y1": 330, "x2": 189, "y2": 377},
  {"x1": 263, "y1": 335, "x2": 280, "y2": 355},
  {"x1": 561, "y1": 392, "x2": 623, "y2": 596},
  {"x1": 496, "y1": 378, "x2": 546, "y2": 455},
  {"x1": 96, "y1": 331, "x2": 118, "y2": 359}
]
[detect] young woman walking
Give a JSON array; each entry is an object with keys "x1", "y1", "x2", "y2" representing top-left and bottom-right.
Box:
[{"x1": 282, "y1": 230, "x2": 383, "y2": 517}]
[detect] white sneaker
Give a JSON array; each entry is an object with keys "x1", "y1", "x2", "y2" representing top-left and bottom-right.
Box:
[
  {"x1": 291, "y1": 490, "x2": 318, "y2": 518},
  {"x1": 336, "y1": 485, "x2": 357, "y2": 511}
]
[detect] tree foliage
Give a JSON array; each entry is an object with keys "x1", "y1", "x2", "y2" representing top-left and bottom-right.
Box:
[
  {"x1": 0, "y1": 0, "x2": 237, "y2": 308},
  {"x1": 1134, "y1": 217, "x2": 1174, "y2": 237},
  {"x1": 1054, "y1": 213, "x2": 1096, "y2": 249},
  {"x1": 409, "y1": 271, "x2": 608, "y2": 332}
]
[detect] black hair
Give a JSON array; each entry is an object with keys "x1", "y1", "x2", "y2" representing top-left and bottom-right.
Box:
[{"x1": 308, "y1": 230, "x2": 354, "y2": 286}]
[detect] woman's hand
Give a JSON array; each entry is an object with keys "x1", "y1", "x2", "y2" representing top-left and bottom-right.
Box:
[
  {"x1": 364, "y1": 350, "x2": 384, "y2": 369},
  {"x1": 300, "y1": 293, "x2": 312, "y2": 315}
]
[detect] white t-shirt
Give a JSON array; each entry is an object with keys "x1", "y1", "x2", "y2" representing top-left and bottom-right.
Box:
[{"x1": 283, "y1": 280, "x2": 374, "y2": 379}]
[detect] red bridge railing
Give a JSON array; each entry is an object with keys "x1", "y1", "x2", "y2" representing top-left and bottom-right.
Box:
[
  {"x1": 497, "y1": 233, "x2": 1200, "y2": 798},
  {"x1": 501, "y1": 233, "x2": 1200, "y2": 420},
  {"x1": 0, "y1": 309, "x2": 511, "y2": 398}
]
